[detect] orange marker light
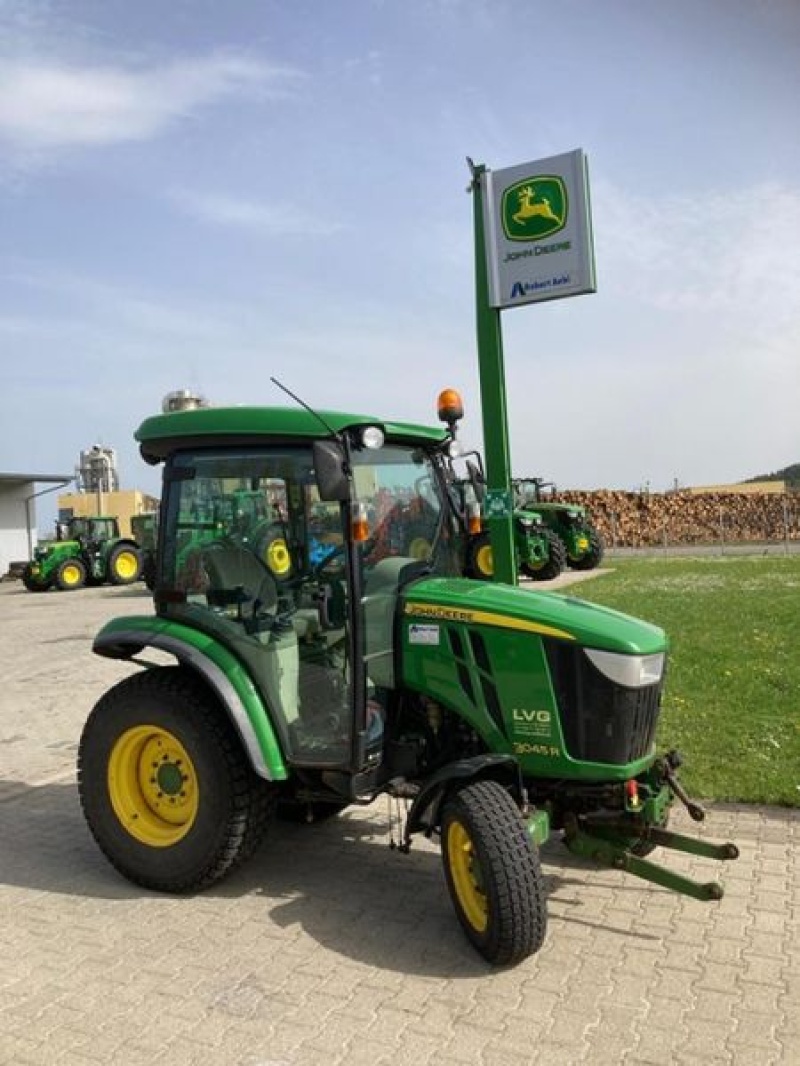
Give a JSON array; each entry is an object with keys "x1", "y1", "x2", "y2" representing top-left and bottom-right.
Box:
[
  {"x1": 437, "y1": 388, "x2": 464, "y2": 425},
  {"x1": 467, "y1": 502, "x2": 483, "y2": 535},
  {"x1": 351, "y1": 501, "x2": 370, "y2": 543},
  {"x1": 625, "y1": 779, "x2": 641, "y2": 809}
]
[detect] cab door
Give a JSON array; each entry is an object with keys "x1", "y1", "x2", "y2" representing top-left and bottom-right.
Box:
[{"x1": 160, "y1": 447, "x2": 359, "y2": 769}]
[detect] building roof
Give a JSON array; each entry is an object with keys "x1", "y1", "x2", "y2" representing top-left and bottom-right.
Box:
[{"x1": 0, "y1": 473, "x2": 73, "y2": 487}]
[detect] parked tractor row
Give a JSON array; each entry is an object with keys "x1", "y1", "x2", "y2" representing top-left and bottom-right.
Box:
[{"x1": 451, "y1": 462, "x2": 604, "y2": 584}]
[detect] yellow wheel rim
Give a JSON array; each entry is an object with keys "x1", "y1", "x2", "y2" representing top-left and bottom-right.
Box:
[
  {"x1": 265, "y1": 538, "x2": 291, "y2": 576},
  {"x1": 475, "y1": 544, "x2": 494, "y2": 577},
  {"x1": 408, "y1": 537, "x2": 432, "y2": 561},
  {"x1": 447, "y1": 820, "x2": 488, "y2": 933},
  {"x1": 113, "y1": 551, "x2": 139, "y2": 581},
  {"x1": 61, "y1": 564, "x2": 83, "y2": 587},
  {"x1": 108, "y1": 725, "x2": 198, "y2": 847}
]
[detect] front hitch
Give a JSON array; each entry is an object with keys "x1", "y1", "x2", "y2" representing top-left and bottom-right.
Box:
[
  {"x1": 563, "y1": 819, "x2": 737, "y2": 901},
  {"x1": 563, "y1": 758, "x2": 739, "y2": 902},
  {"x1": 660, "y1": 749, "x2": 706, "y2": 822}
]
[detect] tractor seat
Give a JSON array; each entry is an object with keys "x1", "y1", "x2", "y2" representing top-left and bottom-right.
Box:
[{"x1": 200, "y1": 543, "x2": 279, "y2": 625}]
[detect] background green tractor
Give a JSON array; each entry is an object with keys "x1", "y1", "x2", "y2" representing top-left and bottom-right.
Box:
[
  {"x1": 77, "y1": 395, "x2": 736, "y2": 967},
  {"x1": 130, "y1": 513, "x2": 159, "y2": 591},
  {"x1": 464, "y1": 507, "x2": 566, "y2": 582},
  {"x1": 453, "y1": 461, "x2": 566, "y2": 582},
  {"x1": 23, "y1": 516, "x2": 143, "y2": 592},
  {"x1": 514, "y1": 477, "x2": 605, "y2": 571}
]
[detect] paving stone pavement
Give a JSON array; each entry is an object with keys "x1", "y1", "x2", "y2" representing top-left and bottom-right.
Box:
[{"x1": 1, "y1": 582, "x2": 797, "y2": 1066}]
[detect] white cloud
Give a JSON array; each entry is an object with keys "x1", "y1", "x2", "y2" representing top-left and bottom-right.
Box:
[
  {"x1": 0, "y1": 52, "x2": 303, "y2": 150},
  {"x1": 594, "y1": 179, "x2": 800, "y2": 326},
  {"x1": 171, "y1": 189, "x2": 346, "y2": 238}
]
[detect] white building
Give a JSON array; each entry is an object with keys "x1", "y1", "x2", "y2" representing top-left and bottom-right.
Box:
[{"x1": 0, "y1": 473, "x2": 73, "y2": 577}]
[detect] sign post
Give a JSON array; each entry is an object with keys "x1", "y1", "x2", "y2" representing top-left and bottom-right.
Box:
[
  {"x1": 469, "y1": 149, "x2": 596, "y2": 585},
  {"x1": 470, "y1": 161, "x2": 516, "y2": 584}
]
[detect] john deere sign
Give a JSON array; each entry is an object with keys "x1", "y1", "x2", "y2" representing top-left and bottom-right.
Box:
[{"x1": 483, "y1": 149, "x2": 596, "y2": 308}]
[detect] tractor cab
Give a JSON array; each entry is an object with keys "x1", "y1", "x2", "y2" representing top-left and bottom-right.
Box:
[
  {"x1": 69, "y1": 516, "x2": 121, "y2": 549},
  {"x1": 143, "y1": 402, "x2": 463, "y2": 785}
]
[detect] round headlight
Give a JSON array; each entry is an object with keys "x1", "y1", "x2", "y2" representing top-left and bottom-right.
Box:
[
  {"x1": 446, "y1": 439, "x2": 462, "y2": 458},
  {"x1": 361, "y1": 426, "x2": 385, "y2": 450}
]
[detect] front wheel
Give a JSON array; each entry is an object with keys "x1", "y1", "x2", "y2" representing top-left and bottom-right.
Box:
[
  {"x1": 522, "y1": 529, "x2": 567, "y2": 581},
  {"x1": 441, "y1": 779, "x2": 548, "y2": 965},
  {"x1": 56, "y1": 558, "x2": 87, "y2": 590},
  {"x1": 569, "y1": 527, "x2": 604, "y2": 571},
  {"x1": 465, "y1": 531, "x2": 494, "y2": 580},
  {"x1": 22, "y1": 565, "x2": 49, "y2": 592},
  {"x1": 77, "y1": 667, "x2": 275, "y2": 893}
]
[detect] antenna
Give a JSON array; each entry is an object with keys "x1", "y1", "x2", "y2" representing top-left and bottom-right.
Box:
[{"x1": 270, "y1": 377, "x2": 340, "y2": 439}]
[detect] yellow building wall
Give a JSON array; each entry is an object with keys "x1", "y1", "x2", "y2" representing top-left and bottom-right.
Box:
[
  {"x1": 58, "y1": 490, "x2": 160, "y2": 539},
  {"x1": 685, "y1": 480, "x2": 786, "y2": 495}
]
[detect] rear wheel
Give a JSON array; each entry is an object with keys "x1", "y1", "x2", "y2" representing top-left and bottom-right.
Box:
[
  {"x1": 78, "y1": 667, "x2": 275, "y2": 892},
  {"x1": 441, "y1": 779, "x2": 548, "y2": 965},
  {"x1": 108, "y1": 544, "x2": 142, "y2": 585},
  {"x1": 56, "y1": 558, "x2": 87, "y2": 590}
]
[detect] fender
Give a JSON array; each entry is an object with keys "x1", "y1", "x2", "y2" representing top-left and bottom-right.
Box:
[
  {"x1": 403, "y1": 753, "x2": 519, "y2": 844},
  {"x1": 93, "y1": 616, "x2": 288, "y2": 782}
]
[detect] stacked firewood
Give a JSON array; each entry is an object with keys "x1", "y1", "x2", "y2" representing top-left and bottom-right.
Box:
[{"x1": 550, "y1": 490, "x2": 799, "y2": 548}]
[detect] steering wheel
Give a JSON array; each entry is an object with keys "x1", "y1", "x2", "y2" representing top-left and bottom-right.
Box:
[{"x1": 311, "y1": 540, "x2": 346, "y2": 578}]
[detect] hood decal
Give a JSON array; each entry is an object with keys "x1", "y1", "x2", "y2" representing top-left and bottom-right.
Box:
[{"x1": 404, "y1": 602, "x2": 575, "y2": 642}]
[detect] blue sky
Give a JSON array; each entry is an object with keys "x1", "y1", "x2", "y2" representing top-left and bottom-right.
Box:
[{"x1": 1, "y1": 0, "x2": 799, "y2": 517}]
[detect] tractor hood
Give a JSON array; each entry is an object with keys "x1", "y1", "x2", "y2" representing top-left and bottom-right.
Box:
[
  {"x1": 402, "y1": 577, "x2": 666, "y2": 655},
  {"x1": 525, "y1": 502, "x2": 585, "y2": 518},
  {"x1": 35, "y1": 538, "x2": 79, "y2": 558}
]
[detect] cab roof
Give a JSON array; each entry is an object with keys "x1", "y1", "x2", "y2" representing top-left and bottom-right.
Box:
[{"x1": 136, "y1": 405, "x2": 448, "y2": 463}]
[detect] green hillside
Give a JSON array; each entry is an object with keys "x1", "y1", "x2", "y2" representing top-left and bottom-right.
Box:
[{"x1": 745, "y1": 462, "x2": 800, "y2": 490}]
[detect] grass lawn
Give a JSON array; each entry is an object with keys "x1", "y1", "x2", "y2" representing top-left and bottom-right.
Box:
[{"x1": 568, "y1": 554, "x2": 800, "y2": 807}]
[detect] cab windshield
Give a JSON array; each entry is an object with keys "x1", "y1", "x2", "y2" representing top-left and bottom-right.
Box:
[{"x1": 351, "y1": 444, "x2": 461, "y2": 578}]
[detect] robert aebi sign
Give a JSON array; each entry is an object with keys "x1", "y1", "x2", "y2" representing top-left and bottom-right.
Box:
[{"x1": 482, "y1": 149, "x2": 596, "y2": 309}]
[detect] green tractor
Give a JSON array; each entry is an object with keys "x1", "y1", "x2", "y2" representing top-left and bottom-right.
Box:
[
  {"x1": 22, "y1": 516, "x2": 143, "y2": 592},
  {"x1": 130, "y1": 513, "x2": 159, "y2": 591},
  {"x1": 514, "y1": 477, "x2": 605, "y2": 571},
  {"x1": 77, "y1": 393, "x2": 737, "y2": 966},
  {"x1": 453, "y1": 460, "x2": 566, "y2": 582}
]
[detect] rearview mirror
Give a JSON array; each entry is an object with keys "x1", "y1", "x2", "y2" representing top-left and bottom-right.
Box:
[
  {"x1": 313, "y1": 440, "x2": 351, "y2": 501},
  {"x1": 467, "y1": 459, "x2": 486, "y2": 504}
]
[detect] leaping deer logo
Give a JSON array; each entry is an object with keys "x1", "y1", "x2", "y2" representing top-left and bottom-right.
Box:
[
  {"x1": 513, "y1": 185, "x2": 563, "y2": 227},
  {"x1": 502, "y1": 175, "x2": 567, "y2": 241}
]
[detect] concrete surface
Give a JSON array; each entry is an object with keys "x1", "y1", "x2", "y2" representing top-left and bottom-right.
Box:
[{"x1": 0, "y1": 580, "x2": 797, "y2": 1066}]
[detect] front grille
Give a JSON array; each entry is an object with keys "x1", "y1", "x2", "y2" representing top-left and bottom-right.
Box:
[{"x1": 543, "y1": 640, "x2": 662, "y2": 765}]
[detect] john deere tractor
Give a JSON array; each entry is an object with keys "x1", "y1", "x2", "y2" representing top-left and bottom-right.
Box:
[
  {"x1": 514, "y1": 478, "x2": 605, "y2": 571},
  {"x1": 23, "y1": 516, "x2": 142, "y2": 592},
  {"x1": 130, "y1": 513, "x2": 159, "y2": 591},
  {"x1": 77, "y1": 392, "x2": 737, "y2": 966},
  {"x1": 452, "y1": 460, "x2": 566, "y2": 582}
]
